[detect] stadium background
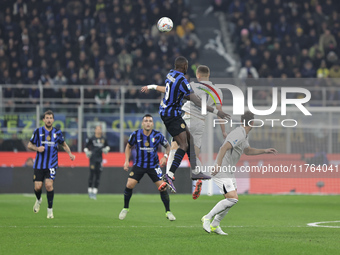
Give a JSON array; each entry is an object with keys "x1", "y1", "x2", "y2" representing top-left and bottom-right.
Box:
[{"x1": 1, "y1": 0, "x2": 340, "y2": 195}]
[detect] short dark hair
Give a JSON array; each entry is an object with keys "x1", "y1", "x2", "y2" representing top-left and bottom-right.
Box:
[
  {"x1": 142, "y1": 114, "x2": 153, "y2": 121},
  {"x1": 174, "y1": 56, "x2": 188, "y2": 69},
  {"x1": 43, "y1": 110, "x2": 54, "y2": 119},
  {"x1": 241, "y1": 111, "x2": 254, "y2": 126},
  {"x1": 197, "y1": 65, "x2": 210, "y2": 77}
]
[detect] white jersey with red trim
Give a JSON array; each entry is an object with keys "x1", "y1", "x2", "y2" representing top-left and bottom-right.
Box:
[{"x1": 181, "y1": 81, "x2": 223, "y2": 120}]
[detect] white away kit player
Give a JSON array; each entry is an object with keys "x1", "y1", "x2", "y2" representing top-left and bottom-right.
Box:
[{"x1": 201, "y1": 111, "x2": 277, "y2": 235}]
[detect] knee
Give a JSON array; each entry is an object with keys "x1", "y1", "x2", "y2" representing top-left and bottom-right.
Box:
[
  {"x1": 126, "y1": 184, "x2": 134, "y2": 189},
  {"x1": 34, "y1": 187, "x2": 42, "y2": 192},
  {"x1": 34, "y1": 184, "x2": 42, "y2": 191},
  {"x1": 45, "y1": 184, "x2": 53, "y2": 191}
]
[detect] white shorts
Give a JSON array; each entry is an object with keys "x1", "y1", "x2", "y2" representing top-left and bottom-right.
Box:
[
  {"x1": 213, "y1": 176, "x2": 237, "y2": 194},
  {"x1": 183, "y1": 114, "x2": 205, "y2": 149}
]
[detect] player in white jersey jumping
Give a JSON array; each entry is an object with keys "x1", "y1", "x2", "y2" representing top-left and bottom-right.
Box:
[
  {"x1": 141, "y1": 65, "x2": 227, "y2": 199},
  {"x1": 201, "y1": 111, "x2": 277, "y2": 235}
]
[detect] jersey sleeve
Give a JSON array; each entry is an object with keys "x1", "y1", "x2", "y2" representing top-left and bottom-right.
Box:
[
  {"x1": 57, "y1": 130, "x2": 65, "y2": 144},
  {"x1": 179, "y1": 79, "x2": 193, "y2": 96},
  {"x1": 128, "y1": 131, "x2": 136, "y2": 146},
  {"x1": 29, "y1": 129, "x2": 38, "y2": 145},
  {"x1": 160, "y1": 134, "x2": 169, "y2": 147},
  {"x1": 226, "y1": 130, "x2": 244, "y2": 148}
]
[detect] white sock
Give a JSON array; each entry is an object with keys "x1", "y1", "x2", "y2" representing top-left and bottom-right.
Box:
[
  {"x1": 166, "y1": 149, "x2": 176, "y2": 173},
  {"x1": 167, "y1": 171, "x2": 174, "y2": 179},
  {"x1": 192, "y1": 157, "x2": 202, "y2": 174},
  {"x1": 47, "y1": 208, "x2": 53, "y2": 213},
  {"x1": 206, "y1": 198, "x2": 238, "y2": 220},
  {"x1": 93, "y1": 188, "x2": 98, "y2": 194},
  {"x1": 211, "y1": 208, "x2": 230, "y2": 227},
  {"x1": 88, "y1": 187, "x2": 93, "y2": 194}
]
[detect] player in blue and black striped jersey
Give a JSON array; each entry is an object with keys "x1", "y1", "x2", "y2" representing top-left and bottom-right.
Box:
[
  {"x1": 158, "y1": 56, "x2": 230, "y2": 193},
  {"x1": 28, "y1": 110, "x2": 75, "y2": 219},
  {"x1": 118, "y1": 114, "x2": 176, "y2": 221}
]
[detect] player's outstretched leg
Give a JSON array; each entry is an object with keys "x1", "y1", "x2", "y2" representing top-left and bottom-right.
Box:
[
  {"x1": 162, "y1": 132, "x2": 188, "y2": 192},
  {"x1": 202, "y1": 198, "x2": 238, "y2": 233},
  {"x1": 192, "y1": 179, "x2": 202, "y2": 200},
  {"x1": 186, "y1": 132, "x2": 197, "y2": 169}
]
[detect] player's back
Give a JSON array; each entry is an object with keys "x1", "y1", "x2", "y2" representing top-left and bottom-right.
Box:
[
  {"x1": 159, "y1": 69, "x2": 191, "y2": 117},
  {"x1": 182, "y1": 81, "x2": 223, "y2": 119}
]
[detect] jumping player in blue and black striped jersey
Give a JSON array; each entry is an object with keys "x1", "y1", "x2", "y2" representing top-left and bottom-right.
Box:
[
  {"x1": 119, "y1": 114, "x2": 176, "y2": 221},
  {"x1": 158, "y1": 56, "x2": 230, "y2": 193},
  {"x1": 28, "y1": 110, "x2": 75, "y2": 219}
]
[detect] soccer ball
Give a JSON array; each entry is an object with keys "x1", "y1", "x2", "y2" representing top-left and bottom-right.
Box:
[{"x1": 157, "y1": 17, "x2": 173, "y2": 32}]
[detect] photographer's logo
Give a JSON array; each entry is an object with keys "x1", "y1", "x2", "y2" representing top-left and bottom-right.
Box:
[{"x1": 201, "y1": 84, "x2": 312, "y2": 128}]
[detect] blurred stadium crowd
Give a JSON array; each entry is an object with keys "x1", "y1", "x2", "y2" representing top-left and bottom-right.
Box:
[
  {"x1": 211, "y1": 0, "x2": 340, "y2": 80},
  {"x1": 0, "y1": 0, "x2": 198, "y2": 113}
]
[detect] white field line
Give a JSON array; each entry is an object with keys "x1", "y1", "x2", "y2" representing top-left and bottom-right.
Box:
[
  {"x1": 0, "y1": 225, "x2": 310, "y2": 229},
  {"x1": 307, "y1": 221, "x2": 340, "y2": 228}
]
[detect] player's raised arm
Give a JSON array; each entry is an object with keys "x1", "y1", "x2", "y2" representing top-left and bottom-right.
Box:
[
  {"x1": 141, "y1": 85, "x2": 166, "y2": 93},
  {"x1": 185, "y1": 93, "x2": 230, "y2": 120},
  {"x1": 244, "y1": 147, "x2": 277, "y2": 155}
]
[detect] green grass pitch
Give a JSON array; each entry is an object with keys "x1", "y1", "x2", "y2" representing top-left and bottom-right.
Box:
[{"x1": 1, "y1": 194, "x2": 340, "y2": 255}]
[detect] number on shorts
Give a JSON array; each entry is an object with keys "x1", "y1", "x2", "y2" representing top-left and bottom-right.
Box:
[
  {"x1": 155, "y1": 167, "x2": 163, "y2": 179},
  {"x1": 49, "y1": 168, "x2": 56, "y2": 175}
]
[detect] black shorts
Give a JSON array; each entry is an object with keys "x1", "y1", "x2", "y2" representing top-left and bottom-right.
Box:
[
  {"x1": 33, "y1": 168, "x2": 57, "y2": 182},
  {"x1": 161, "y1": 115, "x2": 186, "y2": 137},
  {"x1": 128, "y1": 165, "x2": 163, "y2": 183},
  {"x1": 90, "y1": 162, "x2": 102, "y2": 171}
]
